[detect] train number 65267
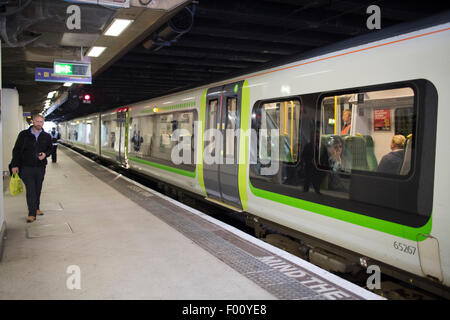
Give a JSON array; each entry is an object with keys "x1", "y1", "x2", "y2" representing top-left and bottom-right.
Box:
[{"x1": 393, "y1": 241, "x2": 416, "y2": 255}]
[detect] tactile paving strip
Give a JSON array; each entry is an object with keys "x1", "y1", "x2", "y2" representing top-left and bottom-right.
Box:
[{"x1": 62, "y1": 147, "x2": 373, "y2": 300}]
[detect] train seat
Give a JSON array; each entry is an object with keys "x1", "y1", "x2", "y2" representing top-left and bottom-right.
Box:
[
  {"x1": 362, "y1": 135, "x2": 378, "y2": 171},
  {"x1": 342, "y1": 135, "x2": 369, "y2": 171},
  {"x1": 319, "y1": 134, "x2": 332, "y2": 167},
  {"x1": 400, "y1": 135, "x2": 412, "y2": 175}
]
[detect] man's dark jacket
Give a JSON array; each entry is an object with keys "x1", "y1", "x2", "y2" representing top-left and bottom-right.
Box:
[
  {"x1": 376, "y1": 150, "x2": 404, "y2": 174},
  {"x1": 10, "y1": 127, "x2": 53, "y2": 169}
]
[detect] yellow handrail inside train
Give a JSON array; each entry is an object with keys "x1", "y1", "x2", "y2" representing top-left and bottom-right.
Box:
[
  {"x1": 284, "y1": 101, "x2": 288, "y2": 135},
  {"x1": 290, "y1": 100, "x2": 294, "y2": 158},
  {"x1": 334, "y1": 96, "x2": 337, "y2": 135}
]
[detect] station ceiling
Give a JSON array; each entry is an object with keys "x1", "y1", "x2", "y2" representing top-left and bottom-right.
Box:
[{"x1": 2, "y1": 0, "x2": 450, "y2": 122}]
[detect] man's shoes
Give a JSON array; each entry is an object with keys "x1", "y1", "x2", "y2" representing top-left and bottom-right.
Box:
[
  {"x1": 36, "y1": 210, "x2": 44, "y2": 216},
  {"x1": 26, "y1": 216, "x2": 36, "y2": 223}
]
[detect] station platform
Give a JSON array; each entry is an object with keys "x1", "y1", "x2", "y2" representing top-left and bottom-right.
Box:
[{"x1": 0, "y1": 146, "x2": 384, "y2": 300}]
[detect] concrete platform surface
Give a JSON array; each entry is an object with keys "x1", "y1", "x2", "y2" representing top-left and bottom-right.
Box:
[{"x1": 0, "y1": 148, "x2": 276, "y2": 300}]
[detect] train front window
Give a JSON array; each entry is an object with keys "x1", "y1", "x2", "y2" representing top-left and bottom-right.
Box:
[{"x1": 318, "y1": 87, "x2": 415, "y2": 177}]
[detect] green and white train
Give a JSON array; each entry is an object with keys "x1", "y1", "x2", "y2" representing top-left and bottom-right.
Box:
[{"x1": 58, "y1": 18, "x2": 450, "y2": 296}]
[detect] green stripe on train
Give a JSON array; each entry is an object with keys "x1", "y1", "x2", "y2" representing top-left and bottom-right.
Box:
[
  {"x1": 128, "y1": 156, "x2": 196, "y2": 178},
  {"x1": 238, "y1": 80, "x2": 250, "y2": 210},
  {"x1": 140, "y1": 101, "x2": 196, "y2": 114},
  {"x1": 197, "y1": 89, "x2": 208, "y2": 196},
  {"x1": 248, "y1": 180, "x2": 431, "y2": 241}
]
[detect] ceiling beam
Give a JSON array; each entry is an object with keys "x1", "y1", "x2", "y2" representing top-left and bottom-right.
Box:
[
  {"x1": 133, "y1": 46, "x2": 278, "y2": 63},
  {"x1": 120, "y1": 53, "x2": 256, "y2": 69},
  {"x1": 189, "y1": 23, "x2": 340, "y2": 47},
  {"x1": 174, "y1": 35, "x2": 307, "y2": 55},
  {"x1": 195, "y1": 3, "x2": 365, "y2": 36}
]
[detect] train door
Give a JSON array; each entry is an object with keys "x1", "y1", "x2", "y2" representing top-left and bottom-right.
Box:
[
  {"x1": 203, "y1": 81, "x2": 243, "y2": 210},
  {"x1": 117, "y1": 109, "x2": 128, "y2": 166}
]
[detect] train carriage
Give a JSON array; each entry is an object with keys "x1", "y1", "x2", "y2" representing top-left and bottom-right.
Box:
[{"x1": 59, "y1": 19, "x2": 450, "y2": 296}]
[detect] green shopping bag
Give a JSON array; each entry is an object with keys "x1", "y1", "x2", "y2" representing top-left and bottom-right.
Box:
[{"x1": 9, "y1": 173, "x2": 23, "y2": 196}]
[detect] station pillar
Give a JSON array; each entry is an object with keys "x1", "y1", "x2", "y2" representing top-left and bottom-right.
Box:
[
  {"x1": 1, "y1": 88, "x2": 21, "y2": 175},
  {"x1": 0, "y1": 41, "x2": 5, "y2": 260}
]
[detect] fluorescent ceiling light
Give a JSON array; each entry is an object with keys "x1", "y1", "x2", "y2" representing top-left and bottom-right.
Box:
[
  {"x1": 47, "y1": 91, "x2": 57, "y2": 99},
  {"x1": 104, "y1": 18, "x2": 134, "y2": 37},
  {"x1": 63, "y1": 82, "x2": 73, "y2": 87},
  {"x1": 87, "y1": 46, "x2": 106, "y2": 57}
]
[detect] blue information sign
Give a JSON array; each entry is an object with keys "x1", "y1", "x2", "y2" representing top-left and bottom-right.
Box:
[{"x1": 35, "y1": 68, "x2": 92, "y2": 84}]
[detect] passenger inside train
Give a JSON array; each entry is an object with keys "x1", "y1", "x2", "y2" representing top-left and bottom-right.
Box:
[
  {"x1": 341, "y1": 109, "x2": 352, "y2": 135},
  {"x1": 325, "y1": 135, "x2": 344, "y2": 172},
  {"x1": 319, "y1": 87, "x2": 414, "y2": 176},
  {"x1": 376, "y1": 135, "x2": 406, "y2": 174}
]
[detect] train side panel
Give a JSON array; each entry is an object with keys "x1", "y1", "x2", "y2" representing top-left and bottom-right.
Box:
[
  {"x1": 126, "y1": 89, "x2": 204, "y2": 196},
  {"x1": 57, "y1": 22, "x2": 450, "y2": 290},
  {"x1": 244, "y1": 23, "x2": 450, "y2": 285}
]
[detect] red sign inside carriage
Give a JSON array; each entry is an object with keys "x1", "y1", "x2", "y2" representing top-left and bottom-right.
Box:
[{"x1": 374, "y1": 108, "x2": 391, "y2": 131}]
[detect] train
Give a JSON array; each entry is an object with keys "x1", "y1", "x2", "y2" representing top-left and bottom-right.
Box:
[{"x1": 57, "y1": 17, "x2": 450, "y2": 297}]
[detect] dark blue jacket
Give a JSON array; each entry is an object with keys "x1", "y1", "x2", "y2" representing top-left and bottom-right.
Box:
[
  {"x1": 376, "y1": 150, "x2": 404, "y2": 174},
  {"x1": 11, "y1": 127, "x2": 53, "y2": 168}
]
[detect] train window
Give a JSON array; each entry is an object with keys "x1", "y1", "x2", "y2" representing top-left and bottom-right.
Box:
[
  {"x1": 208, "y1": 99, "x2": 218, "y2": 130},
  {"x1": 256, "y1": 99, "x2": 301, "y2": 164},
  {"x1": 225, "y1": 97, "x2": 237, "y2": 158},
  {"x1": 85, "y1": 121, "x2": 92, "y2": 144},
  {"x1": 250, "y1": 80, "x2": 435, "y2": 227},
  {"x1": 129, "y1": 110, "x2": 196, "y2": 165},
  {"x1": 395, "y1": 107, "x2": 414, "y2": 137},
  {"x1": 67, "y1": 120, "x2": 84, "y2": 144},
  {"x1": 318, "y1": 87, "x2": 415, "y2": 176},
  {"x1": 175, "y1": 111, "x2": 196, "y2": 165},
  {"x1": 129, "y1": 115, "x2": 155, "y2": 156},
  {"x1": 101, "y1": 114, "x2": 120, "y2": 151},
  {"x1": 85, "y1": 117, "x2": 98, "y2": 147}
]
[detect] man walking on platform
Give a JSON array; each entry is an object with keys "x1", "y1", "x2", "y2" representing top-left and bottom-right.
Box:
[
  {"x1": 50, "y1": 127, "x2": 61, "y2": 163},
  {"x1": 10, "y1": 114, "x2": 53, "y2": 223}
]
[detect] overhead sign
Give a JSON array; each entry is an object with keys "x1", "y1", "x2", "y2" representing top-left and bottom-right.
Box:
[
  {"x1": 54, "y1": 60, "x2": 91, "y2": 78},
  {"x1": 54, "y1": 63, "x2": 73, "y2": 75},
  {"x1": 35, "y1": 68, "x2": 92, "y2": 84}
]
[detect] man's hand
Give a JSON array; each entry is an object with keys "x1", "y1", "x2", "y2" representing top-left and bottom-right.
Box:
[
  {"x1": 38, "y1": 152, "x2": 46, "y2": 161},
  {"x1": 12, "y1": 167, "x2": 19, "y2": 174}
]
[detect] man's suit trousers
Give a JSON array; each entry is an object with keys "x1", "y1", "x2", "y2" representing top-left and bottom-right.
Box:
[{"x1": 20, "y1": 166, "x2": 46, "y2": 217}]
